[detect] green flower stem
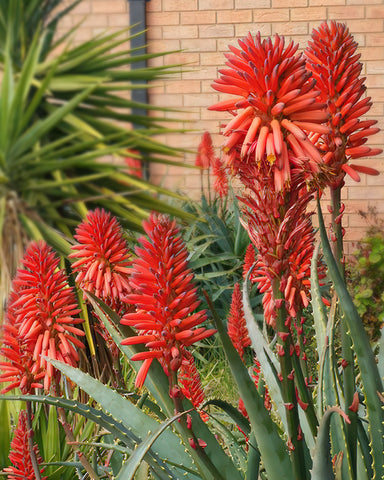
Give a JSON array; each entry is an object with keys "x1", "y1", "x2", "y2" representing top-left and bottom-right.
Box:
[
  {"x1": 170, "y1": 372, "x2": 225, "y2": 480},
  {"x1": 26, "y1": 401, "x2": 43, "y2": 480},
  {"x1": 330, "y1": 186, "x2": 357, "y2": 478},
  {"x1": 273, "y1": 281, "x2": 309, "y2": 480}
]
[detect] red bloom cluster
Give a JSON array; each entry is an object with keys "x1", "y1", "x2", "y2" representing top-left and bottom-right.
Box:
[
  {"x1": 240, "y1": 172, "x2": 316, "y2": 327},
  {"x1": 227, "y1": 283, "x2": 251, "y2": 361},
  {"x1": 209, "y1": 32, "x2": 330, "y2": 190},
  {"x1": 179, "y1": 350, "x2": 208, "y2": 420},
  {"x1": 195, "y1": 131, "x2": 215, "y2": 169},
  {"x1": 212, "y1": 157, "x2": 229, "y2": 198},
  {"x1": 305, "y1": 21, "x2": 381, "y2": 187},
  {"x1": 0, "y1": 241, "x2": 84, "y2": 393},
  {"x1": 121, "y1": 213, "x2": 216, "y2": 388},
  {"x1": 70, "y1": 208, "x2": 132, "y2": 309},
  {"x1": 124, "y1": 149, "x2": 143, "y2": 178},
  {"x1": 3, "y1": 411, "x2": 47, "y2": 480}
]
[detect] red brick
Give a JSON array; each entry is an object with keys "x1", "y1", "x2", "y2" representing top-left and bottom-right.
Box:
[
  {"x1": 235, "y1": 22, "x2": 272, "y2": 37},
  {"x1": 72, "y1": 14, "x2": 106, "y2": 28},
  {"x1": 310, "y1": 0, "x2": 345, "y2": 5},
  {"x1": 367, "y1": 33, "x2": 384, "y2": 46},
  {"x1": 107, "y1": 14, "x2": 133, "y2": 27},
  {"x1": 180, "y1": 11, "x2": 216, "y2": 25},
  {"x1": 236, "y1": 0, "x2": 270, "y2": 7},
  {"x1": 217, "y1": 10, "x2": 253, "y2": 23},
  {"x1": 200, "y1": 0, "x2": 234, "y2": 9},
  {"x1": 290, "y1": 7, "x2": 326, "y2": 21},
  {"x1": 181, "y1": 38, "x2": 217, "y2": 52},
  {"x1": 199, "y1": 24, "x2": 235, "y2": 38},
  {"x1": 366, "y1": 5, "x2": 384, "y2": 17},
  {"x1": 165, "y1": 80, "x2": 201, "y2": 94},
  {"x1": 184, "y1": 93, "x2": 219, "y2": 107},
  {"x1": 349, "y1": 186, "x2": 384, "y2": 200},
  {"x1": 182, "y1": 66, "x2": 218, "y2": 80},
  {"x1": 92, "y1": 0, "x2": 127, "y2": 14},
  {"x1": 200, "y1": 51, "x2": 228, "y2": 65},
  {"x1": 163, "y1": 25, "x2": 198, "y2": 39},
  {"x1": 366, "y1": 61, "x2": 384, "y2": 75},
  {"x1": 360, "y1": 47, "x2": 384, "y2": 62},
  {"x1": 271, "y1": 22, "x2": 308, "y2": 35},
  {"x1": 147, "y1": 12, "x2": 180, "y2": 26},
  {"x1": 272, "y1": 0, "x2": 307, "y2": 7},
  {"x1": 254, "y1": 8, "x2": 289, "y2": 22},
  {"x1": 71, "y1": 1, "x2": 92, "y2": 14},
  {"x1": 163, "y1": 0, "x2": 198, "y2": 10},
  {"x1": 345, "y1": 19, "x2": 383, "y2": 33},
  {"x1": 328, "y1": 5, "x2": 365, "y2": 19},
  {"x1": 146, "y1": 0, "x2": 162, "y2": 12},
  {"x1": 147, "y1": 26, "x2": 162, "y2": 40}
]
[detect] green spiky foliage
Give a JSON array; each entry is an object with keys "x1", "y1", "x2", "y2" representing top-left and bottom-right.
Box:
[{"x1": 0, "y1": 0, "x2": 192, "y2": 314}]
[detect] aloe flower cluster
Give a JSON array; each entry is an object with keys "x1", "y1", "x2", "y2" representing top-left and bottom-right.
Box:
[
  {"x1": 0, "y1": 241, "x2": 84, "y2": 392},
  {"x1": 305, "y1": 21, "x2": 381, "y2": 187},
  {"x1": 3, "y1": 411, "x2": 47, "y2": 480},
  {"x1": 121, "y1": 213, "x2": 216, "y2": 392},
  {"x1": 209, "y1": 32, "x2": 330, "y2": 191},
  {"x1": 70, "y1": 208, "x2": 132, "y2": 311}
]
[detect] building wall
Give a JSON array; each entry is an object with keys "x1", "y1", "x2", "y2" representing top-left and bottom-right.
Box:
[{"x1": 65, "y1": 0, "x2": 384, "y2": 253}]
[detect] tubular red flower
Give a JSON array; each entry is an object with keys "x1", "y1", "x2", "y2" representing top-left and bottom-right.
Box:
[
  {"x1": 209, "y1": 32, "x2": 329, "y2": 189},
  {"x1": 124, "y1": 149, "x2": 143, "y2": 178},
  {"x1": 179, "y1": 351, "x2": 208, "y2": 420},
  {"x1": 212, "y1": 157, "x2": 229, "y2": 198},
  {"x1": 3, "y1": 411, "x2": 47, "y2": 480},
  {"x1": 121, "y1": 213, "x2": 216, "y2": 388},
  {"x1": 227, "y1": 283, "x2": 251, "y2": 361},
  {"x1": 305, "y1": 21, "x2": 381, "y2": 187},
  {"x1": 239, "y1": 171, "x2": 319, "y2": 328},
  {"x1": 70, "y1": 208, "x2": 132, "y2": 308},
  {"x1": 195, "y1": 132, "x2": 215, "y2": 169},
  {"x1": 1, "y1": 241, "x2": 84, "y2": 393}
]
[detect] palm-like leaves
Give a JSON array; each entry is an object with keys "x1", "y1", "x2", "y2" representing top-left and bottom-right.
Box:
[{"x1": 0, "y1": 1, "x2": 192, "y2": 314}]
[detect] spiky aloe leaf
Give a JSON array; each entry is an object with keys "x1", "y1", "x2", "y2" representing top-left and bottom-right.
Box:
[
  {"x1": 311, "y1": 407, "x2": 351, "y2": 480},
  {"x1": 203, "y1": 399, "x2": 250, "y2": 436},
  {"x1": 116, "y1": 411, "x2": 187, "y2": 480},
  {"x1": 47, "y1": 360, "x2": 200, "y2": 480},
  {"x1": 205, "y1": 292, "x2": 294, "y2": 480},
  {"x1": 1, "y1": 394, "x2": 189, "y2": 479},
  {"x1": 317, "y1": 198, "x2": 384, "y2": 480},
  {"x1": 87, "y1": 293, "x2": 244, "y2": 480}
]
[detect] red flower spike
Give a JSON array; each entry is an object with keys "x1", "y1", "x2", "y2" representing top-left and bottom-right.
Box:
[
  {"x1": 4, "y1": 410, "x2": 47, "y2": 480},
  {"x1": 179, "y1": 352, "x2": 208, "y2": 421},
  {"x1": 195, "y1": 132, "x2": 215, "y2": 169},
  {"x1": 0, "y1": 241, "x2": 84, "y2": 393},
  {"x1": 124, "y1": 149, "x2": 143, "y2": 178},
  {"x1": 305, "y1": 21, "x2": 381, "y2": 188},
  {"x1": 70, "y1": 208, "x2": 132, "y2": 309},
  {"x1": 212, "y1": 157, "x2": 229, "y2": 198},
  {"x1": 122, "y1": 213, "x2": 216, "y2": 388},
  {"x1": 210, "y1": 32, "x2": 329, "y2": 190},
  {"x1": 243, "y1": 244, "x2": 256, "y2": 280},
  {"x1": 227, "y1": 283, "x2": 251, "y2": 361}
]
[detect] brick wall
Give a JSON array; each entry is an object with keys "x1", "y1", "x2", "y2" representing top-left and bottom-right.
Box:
[{"x1": 65, "y1": 0, "x2": 384, "y2": 252}]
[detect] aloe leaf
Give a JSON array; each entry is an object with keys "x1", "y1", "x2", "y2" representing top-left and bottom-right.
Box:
[
  {"x1": 116, "y1": 411, "x2": 187, "y2": 480},
  {"x1": 0, "y1": 394, "x2": 187, "y2": 480},
  {"x1": 317, "y1": 198, "x2": 384, "y2": 479},
  {"x1": 242, "y1": 274, "x2": 288, "y2": 433},
  {"x1": 311, "y1": 407, "x2": 352, "y2": 480},
  {"x1": 206, "y1": 293, "x2": 294, "y2": 480},
  {"x1": 203, "y1": 399, "x2": 250, "y2": 436}
]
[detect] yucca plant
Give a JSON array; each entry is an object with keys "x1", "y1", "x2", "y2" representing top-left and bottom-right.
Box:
[
  {"x1": 1, "y1": 21, "x2": 383, "y2": 480},
  {"x1": 0, "y1": 0, "x2": 192, "y2": 315}
]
